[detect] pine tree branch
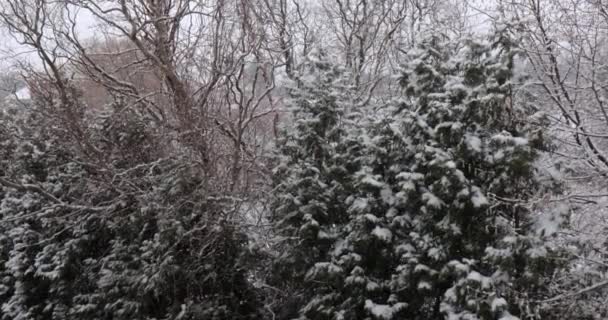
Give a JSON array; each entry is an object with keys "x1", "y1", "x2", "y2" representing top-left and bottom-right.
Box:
[{"x1": 542, "y1": 279, "x2": 608, "y2": 303}]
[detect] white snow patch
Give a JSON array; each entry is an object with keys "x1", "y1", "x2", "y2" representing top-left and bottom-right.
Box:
[
  {"x1": 512, "y1": 137, "x2": 528, "y2": 146},
  {"x1": 534, "y1": 208, "x2": 564, "y2": 236},
  {"x1": 546, "y1": 166, "x2": 562, "y2": 180},
  {"x1": 418, "y1": 281, "x2": 432, "y2": 290},
  {"x1": 364, "y1": 213, "x2": 380, "y2": 223},
  {"x1": 364, "y1": 300, "x2": 406, "y2": 320},
  {"x1": 307, "y1": 262, "x2": 343, "y2": 280},
  {"x1": 465, "y1": 134, "x2": 482, "y2": 152},
  {"x1": 491, "y1": 297, "x2": 507, "y2": 312},
  {"x1": 372, "y1": 226, "x2": 393, "y2": 242},
  {"x1": 470, "y1": 187, "x2": 489, "y2": 208},
  {"x1": 491, "y1": 132, "x2": 528, "y2": 146},
  {"x1": 366, "y1": 281, "x2": 380, "y2": 291},
  {"x1": 526, "y1": 246, "x2": 548, "y2": 258},
  {"x1": 428, "y1": 247, "x2": 443, "y2": 260},
  {"x1": 380, "y1": 188, "x2": 395, "y2": 205},
  {"x1": 422, "y1": 192, "x2": 443, "y2": 208},
  {"x1": 467, "y1": 271, "x2": 483, "y2": 283},
  {"x1": 444, "y1": 161, "x2": 456, "y2": 169},
  {"x1": 467, "y1": 271, "x2": 492, "y2": 289},
  {"x1": 396, "y1": 243, "x2": 415, "y2": 254},
  {"x1": 444, "y1": 287, "x2": 457, "y2": 302},
  {"x1": 447, "y1": 260, "x2": 470, "y2": 274},
  {"x1": 498, "y1": 311, "x2": 519, "y2": 320},
  {"x1": 414, "y1": 264, "x2": 431, "y2": 273},
  {"x1": 362, "y1": 175, "x2": 385, "y2": 188},
  {"x1": 351, "y1": 198, "x2": 369, "y2": 212}
]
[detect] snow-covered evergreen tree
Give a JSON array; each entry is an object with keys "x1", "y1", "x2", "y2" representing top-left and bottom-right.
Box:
[
  {"x1": 272, "y1": 26, "x2": 560, "y2": 320},
  {"x1": 269, "y1": 48, "x2": 364, "y2": 318},
  {"x1": 0, "y1": 96, "x2": 265, "y2": 320}
]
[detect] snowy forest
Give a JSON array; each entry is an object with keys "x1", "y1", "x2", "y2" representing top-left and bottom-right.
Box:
[{"x1": 0, "y1": 0, "x2": 607, "y2": 319}]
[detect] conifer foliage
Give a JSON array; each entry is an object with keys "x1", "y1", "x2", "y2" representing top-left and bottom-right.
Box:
[
  {"x1": 0, "y1": 98, "x2": 263, "y2": 320},
  {"x1": 0, "y1": 20, "x2": 565, "y2": 320},
  {"x1": 272, "y1": 27, "x2": 557, "y2": 320},
  {"x1": 270, "y1": 49, "x2": 362, "y2": 318}
]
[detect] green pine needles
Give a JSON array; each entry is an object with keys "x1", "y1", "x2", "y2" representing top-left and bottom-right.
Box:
[{"x1": 271, "y1": 27, "x2": 558, "y2": 320}]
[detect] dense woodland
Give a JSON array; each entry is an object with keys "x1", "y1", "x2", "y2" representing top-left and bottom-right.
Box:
[{"x1": 0, "y1": 0, "x2": 607, "y2": 319}]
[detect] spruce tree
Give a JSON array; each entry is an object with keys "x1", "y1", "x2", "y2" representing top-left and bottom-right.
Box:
[
  {"x1": 272, "y1": 27, "x2": 558, "y2": 320},
  {"x1": 270, "y1": 48, "x2": 363, "y2": 319}
]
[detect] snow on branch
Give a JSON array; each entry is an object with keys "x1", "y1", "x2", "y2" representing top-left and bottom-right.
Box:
[
  {"x1": 542, "y1": 280, "x2": 608, "y2": 303},
  {"x1": 0, "y1": 176, "x2": 112, "y2": 212}
]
